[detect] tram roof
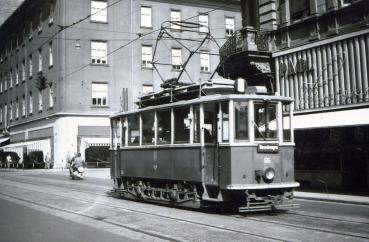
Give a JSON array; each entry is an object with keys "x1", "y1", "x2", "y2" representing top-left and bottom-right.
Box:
[{"x1": 110, "y1": 94, "x2": 293, "y2": 118}]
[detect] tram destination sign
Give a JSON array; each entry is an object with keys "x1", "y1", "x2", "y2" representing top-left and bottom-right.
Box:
[{"x1": 257, "y1": 144, "x2": 279, "y2": 153}]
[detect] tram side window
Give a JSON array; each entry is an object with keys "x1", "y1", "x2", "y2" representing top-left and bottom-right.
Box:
[
  {"x1": 234, "y1": 101, "x2": 248, "y2": 141},
  {"x1": 157, "y1": 109, "x2": 171, "y2": 144},
  {"x1": 221, "y1": 101, "x2": 229, "y2": 142},
  {"x1": 254, "y1": 102, "x2": 278, "y2": 141},
  {"x1": 128, "y1": 114, "x2": 140, "y2": 146},
  {"x1": 203, "y1": 103, "x2": 217, "y2": 143},
  {"x1": 193, "y1": 105, "x2": 200, "y2": 143},
  {"x1": 282, "y1": 103, "x2": 291, "y2": 142},
  {"x1": 142, "y1": 112, "x2": 155, "y2": 145},
  {"x1": 174, "y1": 107, "x2": 190, "y2": 144}
]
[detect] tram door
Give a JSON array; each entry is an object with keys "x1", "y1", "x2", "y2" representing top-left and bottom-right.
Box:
[{"x1": 203, "y1": 103, "x2": 220, "y2": 186}]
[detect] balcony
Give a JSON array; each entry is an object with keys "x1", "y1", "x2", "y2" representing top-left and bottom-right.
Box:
[
  {"x1": 217, "y1": 27, "x2": 273, "y2": 80},
  {"x1": 219, "y1": 27, "x2": 270, "y2": 63}
]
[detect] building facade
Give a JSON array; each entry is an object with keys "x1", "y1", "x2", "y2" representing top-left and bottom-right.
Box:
[
  {"x1": 219, "y1": 0, "x2": 369, "y2": 191},
  {"x1": 0, "y1": 0, "x2": 241, "y2": 168}
]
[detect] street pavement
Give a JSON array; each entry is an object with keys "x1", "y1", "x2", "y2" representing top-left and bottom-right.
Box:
[{"x1": 0, "y1": 168, "x2": 368, "y2": 242}]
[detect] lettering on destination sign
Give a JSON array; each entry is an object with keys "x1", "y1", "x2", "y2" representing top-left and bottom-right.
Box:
[{"x1": 257, "y1": 144, "x2": 279, "y2": 153}]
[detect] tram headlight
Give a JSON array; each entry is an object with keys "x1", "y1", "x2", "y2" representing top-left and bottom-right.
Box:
[{"x1": 263, "y1": 167, "x2": 275, "y2": 183}]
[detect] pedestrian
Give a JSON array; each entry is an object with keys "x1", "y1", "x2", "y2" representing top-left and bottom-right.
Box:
[
  {"x1": 66, "y1": 151, "x2": 71, "y2": 169},
  {"x1": 44, "y1": 152, "x2": 51, "y2": 169},
  {"x1": 6, "y1": 154, "x2": 12, "y2": 168}
]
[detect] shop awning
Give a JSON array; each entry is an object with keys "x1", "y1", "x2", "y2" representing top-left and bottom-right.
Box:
[
  {"x1": 81, "y1": 137, "x2": 110, "y2": 147},
  {"x1": 0, "y1": 137, "x2": 9, "y2": 146}
]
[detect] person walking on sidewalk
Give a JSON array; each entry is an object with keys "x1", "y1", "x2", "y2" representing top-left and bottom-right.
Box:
[{"x1": 6, "y1": 154, "x2": 12, "y2": 168}]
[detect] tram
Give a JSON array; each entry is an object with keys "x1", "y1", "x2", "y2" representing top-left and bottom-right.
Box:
[{"x1": 110, "y1": 79, "x2": 299, "y2": 212}]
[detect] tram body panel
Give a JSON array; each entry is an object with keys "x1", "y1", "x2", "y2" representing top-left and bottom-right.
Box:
[
  {"x1": 118, "y1": 147, "x2": 202, "y2": 182},
  {"x1": 219, "y1": 146, "x2": 295, "y2": 189}
]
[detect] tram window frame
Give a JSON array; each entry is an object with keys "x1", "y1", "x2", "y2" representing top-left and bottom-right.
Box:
[
  {"x1": 142, "y1": 111, "x2": 155, "y2": 145},
  {"x1": 157, "y1": 109, "x2": 171, "y2": 145},
  {"x1": 221, "y1": 101, "x2": 229, "y2": 142},
  {"x1": 174, "y1": 106, "x2": 191, "y2": 144},
  {"x1": 128, "y1": 114, "x2": 140, "y2": 146},
  {"x1": 282, "y1": 102, "x2": 292, "y2": 142},
  {"x1": 121, "y1": 116, "x2": 127, "y2": 147},
  {"x1": 193, "y1": 104, "x2": 201, "y2": 143},
  {"x1": 234, "y1": 101, "x2": 249, "y2": 141},
  {"x1": 111, "y1": 118, "x2": 120, "y2": 148},
  {"x1": 253, "y1": 101, "x2": 279, "y2": 141}
]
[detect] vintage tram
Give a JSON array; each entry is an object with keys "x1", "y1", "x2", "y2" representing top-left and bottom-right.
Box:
[{"x1": 110, "y1": 79, "x2": 299, "y2": 212}]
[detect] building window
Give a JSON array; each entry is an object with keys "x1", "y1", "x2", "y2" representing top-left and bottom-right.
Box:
[
  {"x1": 0, "y1": 75, "x2": 3, "y2": 93},
  {"x1": 9, "y1": 102, "x2": 13, "y2": 121},
  {"x1": 49, "y1": 2, "x2": 54, "y2": 25},
  {"x1": 199, "y1": 14, "x2": 209, "y2": 33},
  {"x1": 9, "y1": 70, "x2": 13, "y2": 88},
  {"x1": 141, "y1": 46, "x2": 152, "y2": 68},
  {"x1": 0, "y1": 106, "x2": 2, "y2": 123},
  {"x1": 49, "y1": 87, "x2": 54, "y2": 108},
  {"x1": 38, "y1": 90, "x2": 43, "y2": 111},
  {"x1": 170, "y1": 10, "x2": 181, "y2": 30},
  {"x1": 49, "y1": 42, "x2": 53, "y2": 67},
  {"x1": 4, "y1": 73, "x2": 7, "y2": 91},
  {"x1": 38, "y1": 48, "x2": 42, "y2": 72},
  {"x1": 200, "y1": 52, "x2": 210, "y2": 72},
  {"x1": 225, "y1": 17, "x2": 235, "y2": 36},
  {"x1": 38, "y1": 10, "x2": 43, "y2": 33},
  {"x1": 29, "y1": 21, "x2": 33, "y2": 40},
  {"x1": 91, "y1": 0, "x2": 107, "y2": 23},
  {"x1": 22, "y1": 95, "x2": 26, "y2": 117},
  {"x1": 92, "y1": 83, "x2": 108, "y2": 106},
  {"x1": 15, "y1": 65, "x2": 19, "y2": 85},
  {"x1": 91, "y1": 41, "x2": 107, "y2": 64},
  {"x1": 15, "y1": 98, "x2": 19, "y2": 119},
  {"x1": 141, "y1": 6, "x2": 152, "y2": 28},
  {"x1": 22, "y1": 60, "x2": 25, "y2": 81},
  {"x1": 29, "y1": 55, "x2": 33, "y2": 78},
  {"x1": 290, "y1": 0, "x2": 310, "y2": 22},
  {"x1": 172, "y1": 48, "x2": 182, "y2": 70},
  {"x1": 29, "y1": 92, "x2": 33, "y2": 114}
]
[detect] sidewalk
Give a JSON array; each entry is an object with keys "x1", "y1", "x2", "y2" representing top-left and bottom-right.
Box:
[{"x1": 294, "y1": 191, "x2": 369, "y2": 206}]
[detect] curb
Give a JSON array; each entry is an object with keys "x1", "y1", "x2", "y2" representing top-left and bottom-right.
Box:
[{"x1": 294, "y1": 195, "x2": 369, "y2": 206}]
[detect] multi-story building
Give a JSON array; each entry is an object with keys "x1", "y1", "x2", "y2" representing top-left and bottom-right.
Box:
[
  {"x1": 0, "y1": 0, "x2": 241, "y2": 168},
  {"x1": 219, "y1": 0, "x2": 369, "y2": 191}
]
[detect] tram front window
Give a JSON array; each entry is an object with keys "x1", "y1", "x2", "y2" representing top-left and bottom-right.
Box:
[
  {"x1": 142, "y1": 112, "x2": 155, "y2": 145},
  {"x1": 254, "y1": 102, "x2": 278, "y2": 141},
  {"x1": 174, "y1": 107, "x2": 190, "y2": 144},
  {"x1": 282, "y1": 103, "x2": 292, "y2": 142},
  {"x1": 128, "y1": 114, "x2": 140, "y2": 146},
  {"x1": 234, "y1": 101, "x2": 248, "y2": 141},
  {"x1": 157, "y1": 109, "x2": 171, "y2": 144}
]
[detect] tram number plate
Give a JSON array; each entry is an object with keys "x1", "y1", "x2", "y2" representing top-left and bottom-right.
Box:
[{"x1": 257, "y1": 144, "x2": 279, "y2": 153}]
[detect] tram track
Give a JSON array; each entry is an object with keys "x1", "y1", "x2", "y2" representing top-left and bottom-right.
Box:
[
  {"x1": 2, "y1": 173, "x2": 369, "y2": 241},
  {"x1": 0, "y1": 177, "x2": 286, "y2": 242}
]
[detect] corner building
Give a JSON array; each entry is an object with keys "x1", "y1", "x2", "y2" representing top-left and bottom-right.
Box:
[
  {"x1": 220, "y1": 0, "x2": 369, "y2": 191},
  {"x1": 0, "y1": 0, "x2": 241, "y2": 168}
]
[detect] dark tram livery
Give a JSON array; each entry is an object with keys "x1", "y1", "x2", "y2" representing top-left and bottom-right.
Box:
[{"x1": 110, "y1": 79, "x2": 299, "y2": 212}]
